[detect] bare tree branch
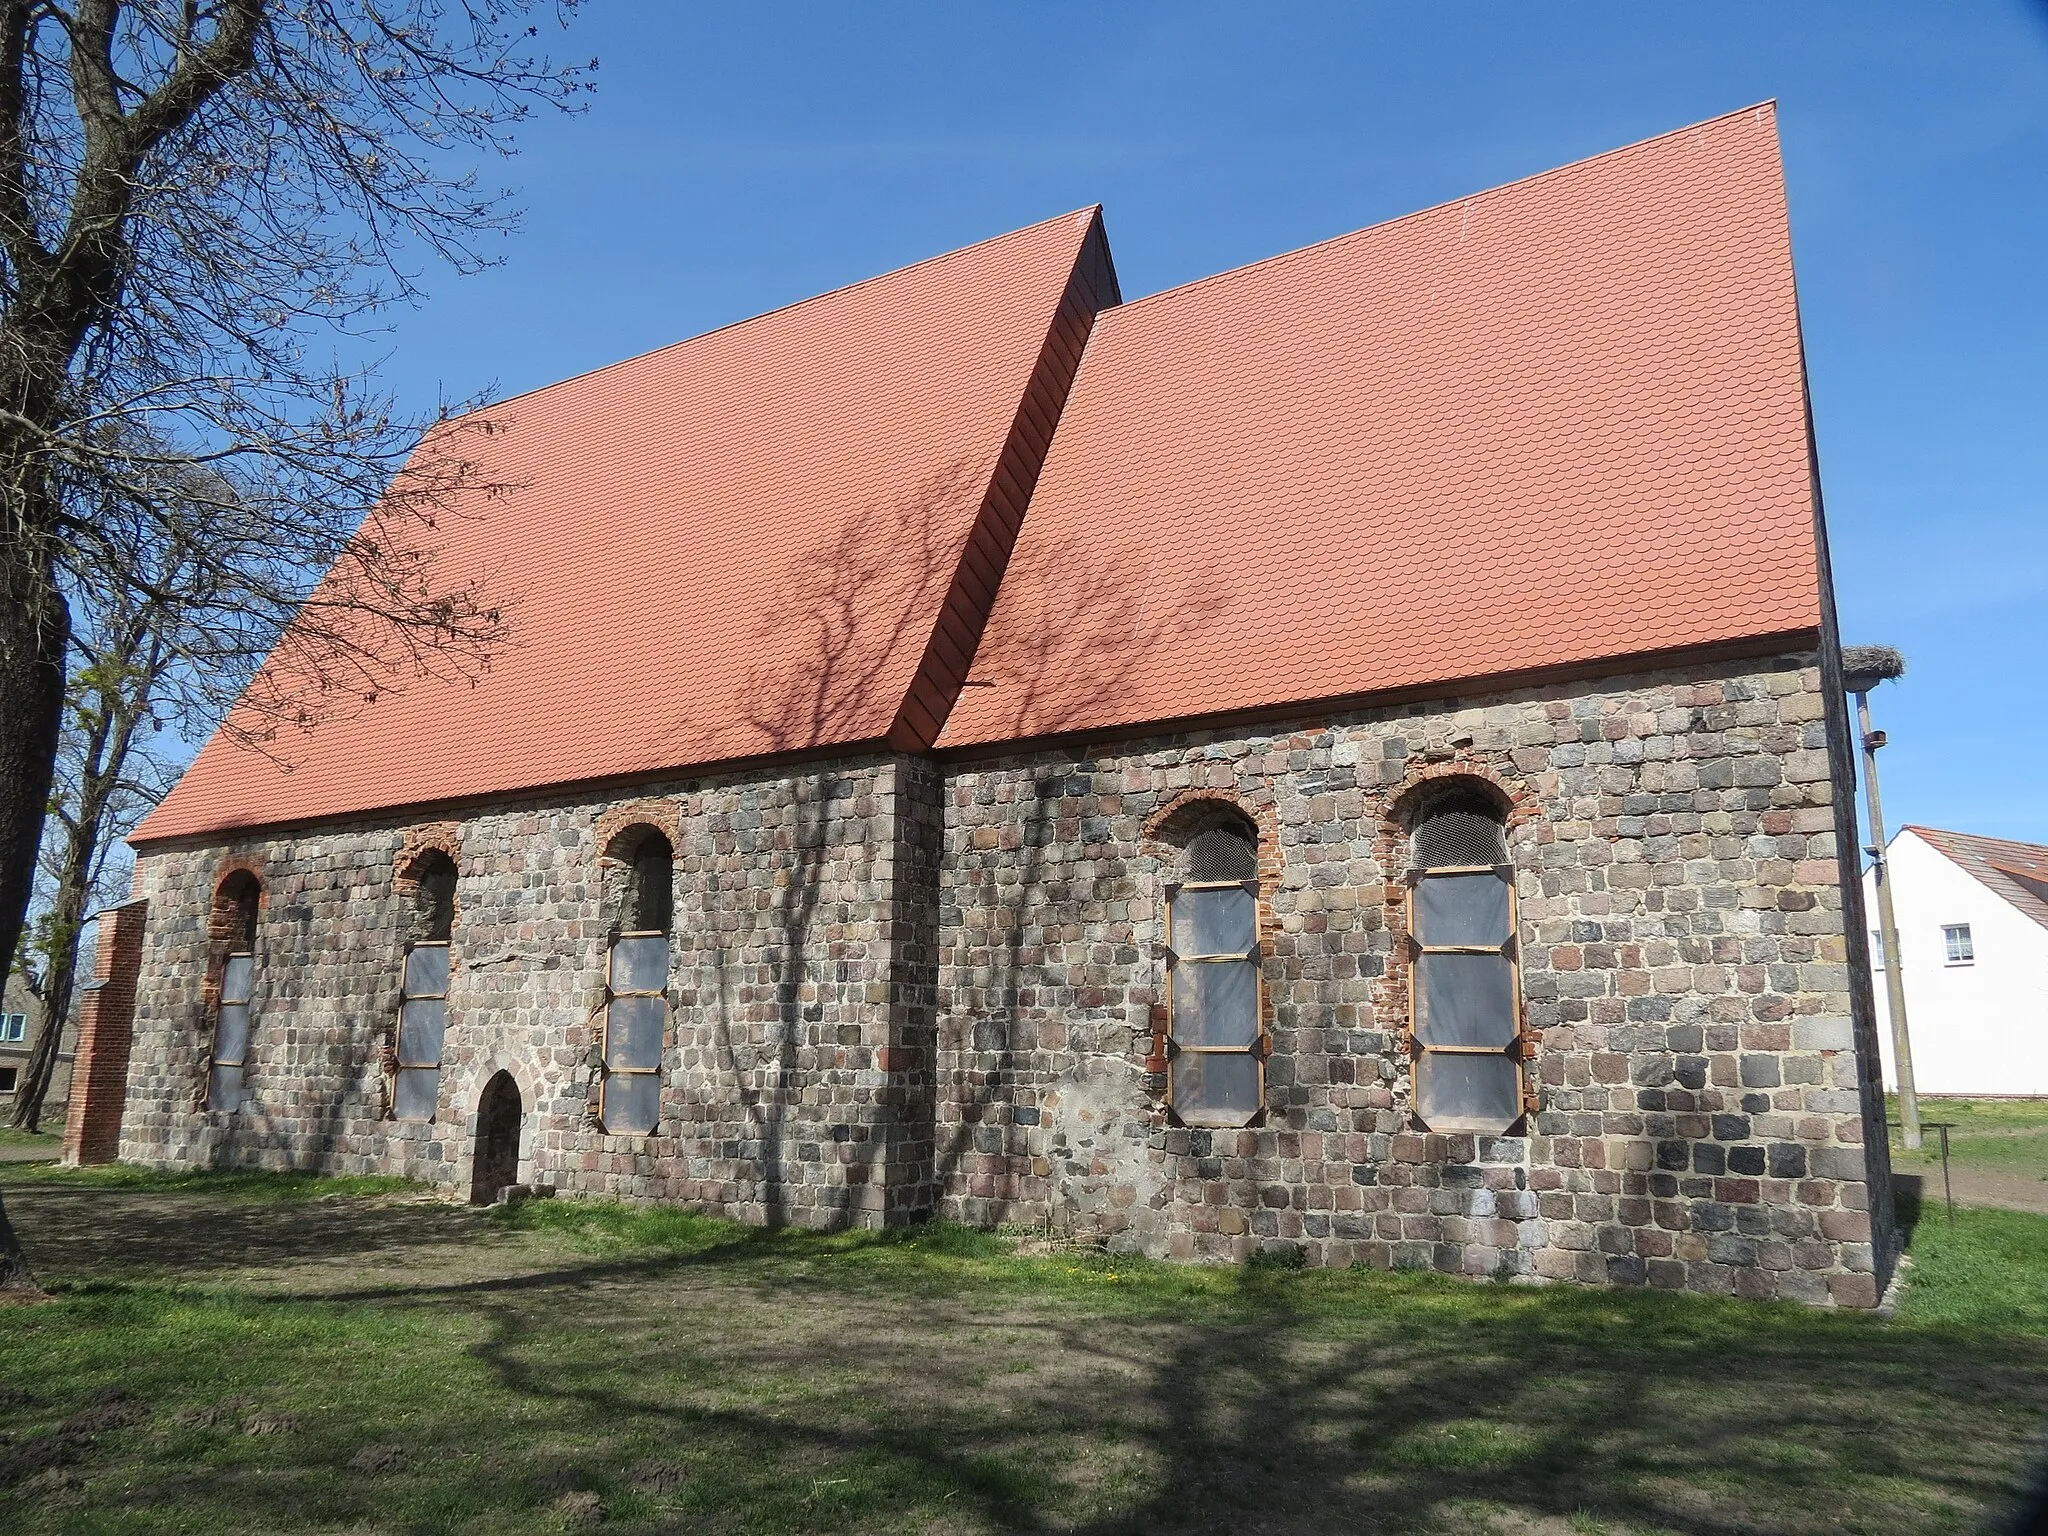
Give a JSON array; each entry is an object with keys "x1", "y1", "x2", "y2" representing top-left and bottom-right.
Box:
[{"x1": 0, "y1": 0, "x2": 595, "y2": 1279}]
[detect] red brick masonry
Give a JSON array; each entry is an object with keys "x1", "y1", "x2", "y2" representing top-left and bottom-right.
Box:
[{"x1": 63, "y1": 899, "x2": 150, "y2": 1166}]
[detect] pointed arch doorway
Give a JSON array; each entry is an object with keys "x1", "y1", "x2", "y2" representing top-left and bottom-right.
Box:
[{"x1": 470, "y1": 1070, "x2": 523, "y2": 1204}]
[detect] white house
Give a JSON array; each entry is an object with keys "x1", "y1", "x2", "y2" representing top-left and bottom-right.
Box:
[{"x1": 1866, "y1": 826, "x2": 2048, "y2": 1096}]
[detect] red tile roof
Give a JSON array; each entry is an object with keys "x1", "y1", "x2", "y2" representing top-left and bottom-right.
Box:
[
  {"x1": 1906, "y1": 827, "x2": 2048, "y2": 934},
  {"x1": 941, "y1": 105, "x2": 1821, "y2": 748},
  {"x1": 137, "y1": 208, "x2": 1113, "y2": 843},
  {"x1": 140, "y1": 106, "x2": 1829, "y2": 844}
]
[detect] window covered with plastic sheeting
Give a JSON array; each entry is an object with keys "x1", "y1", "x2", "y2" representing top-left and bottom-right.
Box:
[
  {"x1": 603, "y1": 934, "x2": 667, "y2": 1134},
  {"x1": 206, "y1": 869, "x2": 261, "y2": 1113},
  {"x1": 393, "y1": 851, "x2": 457, "y2": 1123},
  {"x1": 1165, "y1": 817, "x2": 1264, "y2": 1128},
  {"x1": 603, "y1": 827, "x2": 673, "y2": 1136},
  {"x1": 1407, "y1": 791, "x2": 1526, "y2": 1136},
  {"x1": 394, "y1": 941, "x2": 450, "y2": 1122},
  {"x1": 208, "y1": 950, "x2": 254, "y2": 1113}
]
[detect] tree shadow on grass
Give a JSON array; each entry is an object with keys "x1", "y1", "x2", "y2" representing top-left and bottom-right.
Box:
[
  {"x1": 8, "y1": 1181, "x2": 2048, "y2": 1535},
  {"x1": 414, "y1": 1262, "x2": 2048, "y2": 1535},
  {"x1": 0, "y1": 1173, "x2": 492, "y2": 1286}
]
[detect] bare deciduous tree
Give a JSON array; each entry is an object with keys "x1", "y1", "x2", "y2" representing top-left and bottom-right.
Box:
[
  {"x1": 0, "y1": 0, "x2": 594, "y2": 1297},
  {"x1": 8, "y1": 457, "x2": 250, "y2": 1133},
  {"x1": 0, "y1": 0, "x2": 593, "y2": 993}
]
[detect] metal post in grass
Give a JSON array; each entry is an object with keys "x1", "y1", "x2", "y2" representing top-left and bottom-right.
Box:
[
  {"x1": 1936, "y1": 1121, "x2": 1954, "y2": 1220},
  {"x1": 1842, "y1": 645, "x2": 1920, "y2": 1150}
]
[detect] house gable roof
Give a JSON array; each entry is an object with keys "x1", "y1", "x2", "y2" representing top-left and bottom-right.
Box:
[
  {"x1": 1905, "y1": 826, "x2": 2048, "y2": 934},
  {"x1": 136, "y1": 208, "x2": 1116, "y2": 843},
  {"x1": 940, "y1": 104, "x2": 1821, "y2": 748}
]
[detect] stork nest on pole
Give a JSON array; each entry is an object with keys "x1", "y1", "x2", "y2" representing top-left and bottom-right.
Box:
[{"x1": 1840, "y1": 644, "x2": 1905, "y2": 694}]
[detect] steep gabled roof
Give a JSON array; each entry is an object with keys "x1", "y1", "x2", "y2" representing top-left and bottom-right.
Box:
[
  {"x1": 941, "y1": 105, "x2": 1821, "y2": 748},
  {"x1": 138, "y1": 105, "x2": 1833, "y2": 845},
  {"x1": 136, "y1": 208, "x2": 1117, "y2": 843},
  {"x1": 1905, "y1": 826, "x2": 2048, "y2": 934}
]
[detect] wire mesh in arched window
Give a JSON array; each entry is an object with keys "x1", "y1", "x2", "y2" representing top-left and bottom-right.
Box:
[
  {"x1": 1411, "y1": 792, "x2": 1508, "y2": 869},
  {"x1": 415, "y1": 856, "x2": 457, "y2": 942},
  {"x1": 1186, "y1": 824, "x2": 1257, "y2": 882},
  {"x1": 629, "y1": 835, "x2": 675, "y2": 935}
]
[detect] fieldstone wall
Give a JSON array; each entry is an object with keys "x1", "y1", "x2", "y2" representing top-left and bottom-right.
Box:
[
  {"x1": 936, "y1": 650, "x2": 1897, "y2": 1306},
  {"x1": 117, "y1": 649, "x2": 1896, "y2": 1305},
  {"x1": 121, "y1": 753, "x2": 942, "y2": 1225}
]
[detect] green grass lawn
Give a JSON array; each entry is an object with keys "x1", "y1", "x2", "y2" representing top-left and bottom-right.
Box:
[
  {"x1": 10, "y1": 1158, "x2": 418, "y2": 1200},
  {"x1": 3, "y1": 1164, "x2": 2047, "y2": 1534},
  {"x1": 1888, "y1": 1095, "x2": 2048, "y2": 1174},
  {"x1": 0, "y1": 1124, "x2": 62, "y2": 1152}
]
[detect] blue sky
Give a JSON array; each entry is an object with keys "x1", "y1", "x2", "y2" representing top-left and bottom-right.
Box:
[{"x1": 370, "y1": 2, "x2": 2048, "y2": 843}]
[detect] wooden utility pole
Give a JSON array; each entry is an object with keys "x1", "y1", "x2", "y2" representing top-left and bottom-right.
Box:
[{"x1": 1843, "y1": 645, "x2": 1918, "y2": 1151}]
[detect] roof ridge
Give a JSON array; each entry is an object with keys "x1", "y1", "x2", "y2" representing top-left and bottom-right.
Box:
[
  {"x1": 1904, "y1": 823, "x2": 2048, "y2": 857},
  {"x1": 1102, "y1": 102, "x2": 1780, "y2": 323},
  {"x1": 469, "y1": 206, "x2": 1103, "y2": 419},
  {"x1": 1905, "y1": 824, "x2": 2048, "y2": 932}
]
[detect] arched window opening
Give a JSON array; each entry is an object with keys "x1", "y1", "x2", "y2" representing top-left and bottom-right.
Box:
[
  {"x1": 394, "y1": 851, "x2": 458, "y2": 1123},
  {"x1": 1407, "y1": 786, "x2": 1525, "y2": 1137},
  {"x1": 604, "y1": 829, "x2": 672, "y2": 1136},
  {"x1": 208, "y1": 871, "x2": 261, "y2": 1113},
  {"x1": 1164, "y1": 810, "x2": 1264, "y2": 1128}
]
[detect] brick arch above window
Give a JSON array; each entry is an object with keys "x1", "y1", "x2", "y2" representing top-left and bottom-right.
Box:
[
  {"x1": 209, "y1": 855, "x2": 267, "y2": 911},
  {"x1": 595, "y1": 799, "x2": 681, "y2": 865},
  {"x1": 1378, "y1": 760, "x2": 1539, "y2": 847},
  {"x1": 205, "y1": 861, "x2": 265, "y2": 989},
  {"x1": 1375, "y1": 762, "x2": 1537, "y2": 943},
  {"x1": 1141, "y1": 789, "x2": 1282, "y2": 890},
  {"x1": 394, "y1": 822, "x2": 463, "y2": 890}
]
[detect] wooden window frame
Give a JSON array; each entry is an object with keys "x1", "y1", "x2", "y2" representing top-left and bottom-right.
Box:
[
  {"x1": 208, "y1": 948, "x2": 255, "y2": 1113},
  {"x1": 601, "y1": 929, "x2": 668, "y2": 1136},
  {"x1": 1942, "y1": 923, "x2": 1974, "y2": 966},
  {"x1": 1163, "y1": 877, "x2": 1267, "y2": 1129},
  {"x1": 1405, "y1": 862, "x2": 1535, "y2": 1136},
  {"x1": 393, "y1": 938, "x2": 451, "y2": 1123}
]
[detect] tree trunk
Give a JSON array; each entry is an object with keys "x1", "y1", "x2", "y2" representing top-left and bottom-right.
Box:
[
  {"x1": 12, "y1": 676, "x2": 129, "y2": 1134},
  {"x1": 0, "y1": 527, "x2": 68, "y2": 982},
  {"x1": 0, "y1": 1191, "x2": 40, "y2": 1296},
  {"x1": 0, "y1": 490, "x2": 67, "y2": 1301}
]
